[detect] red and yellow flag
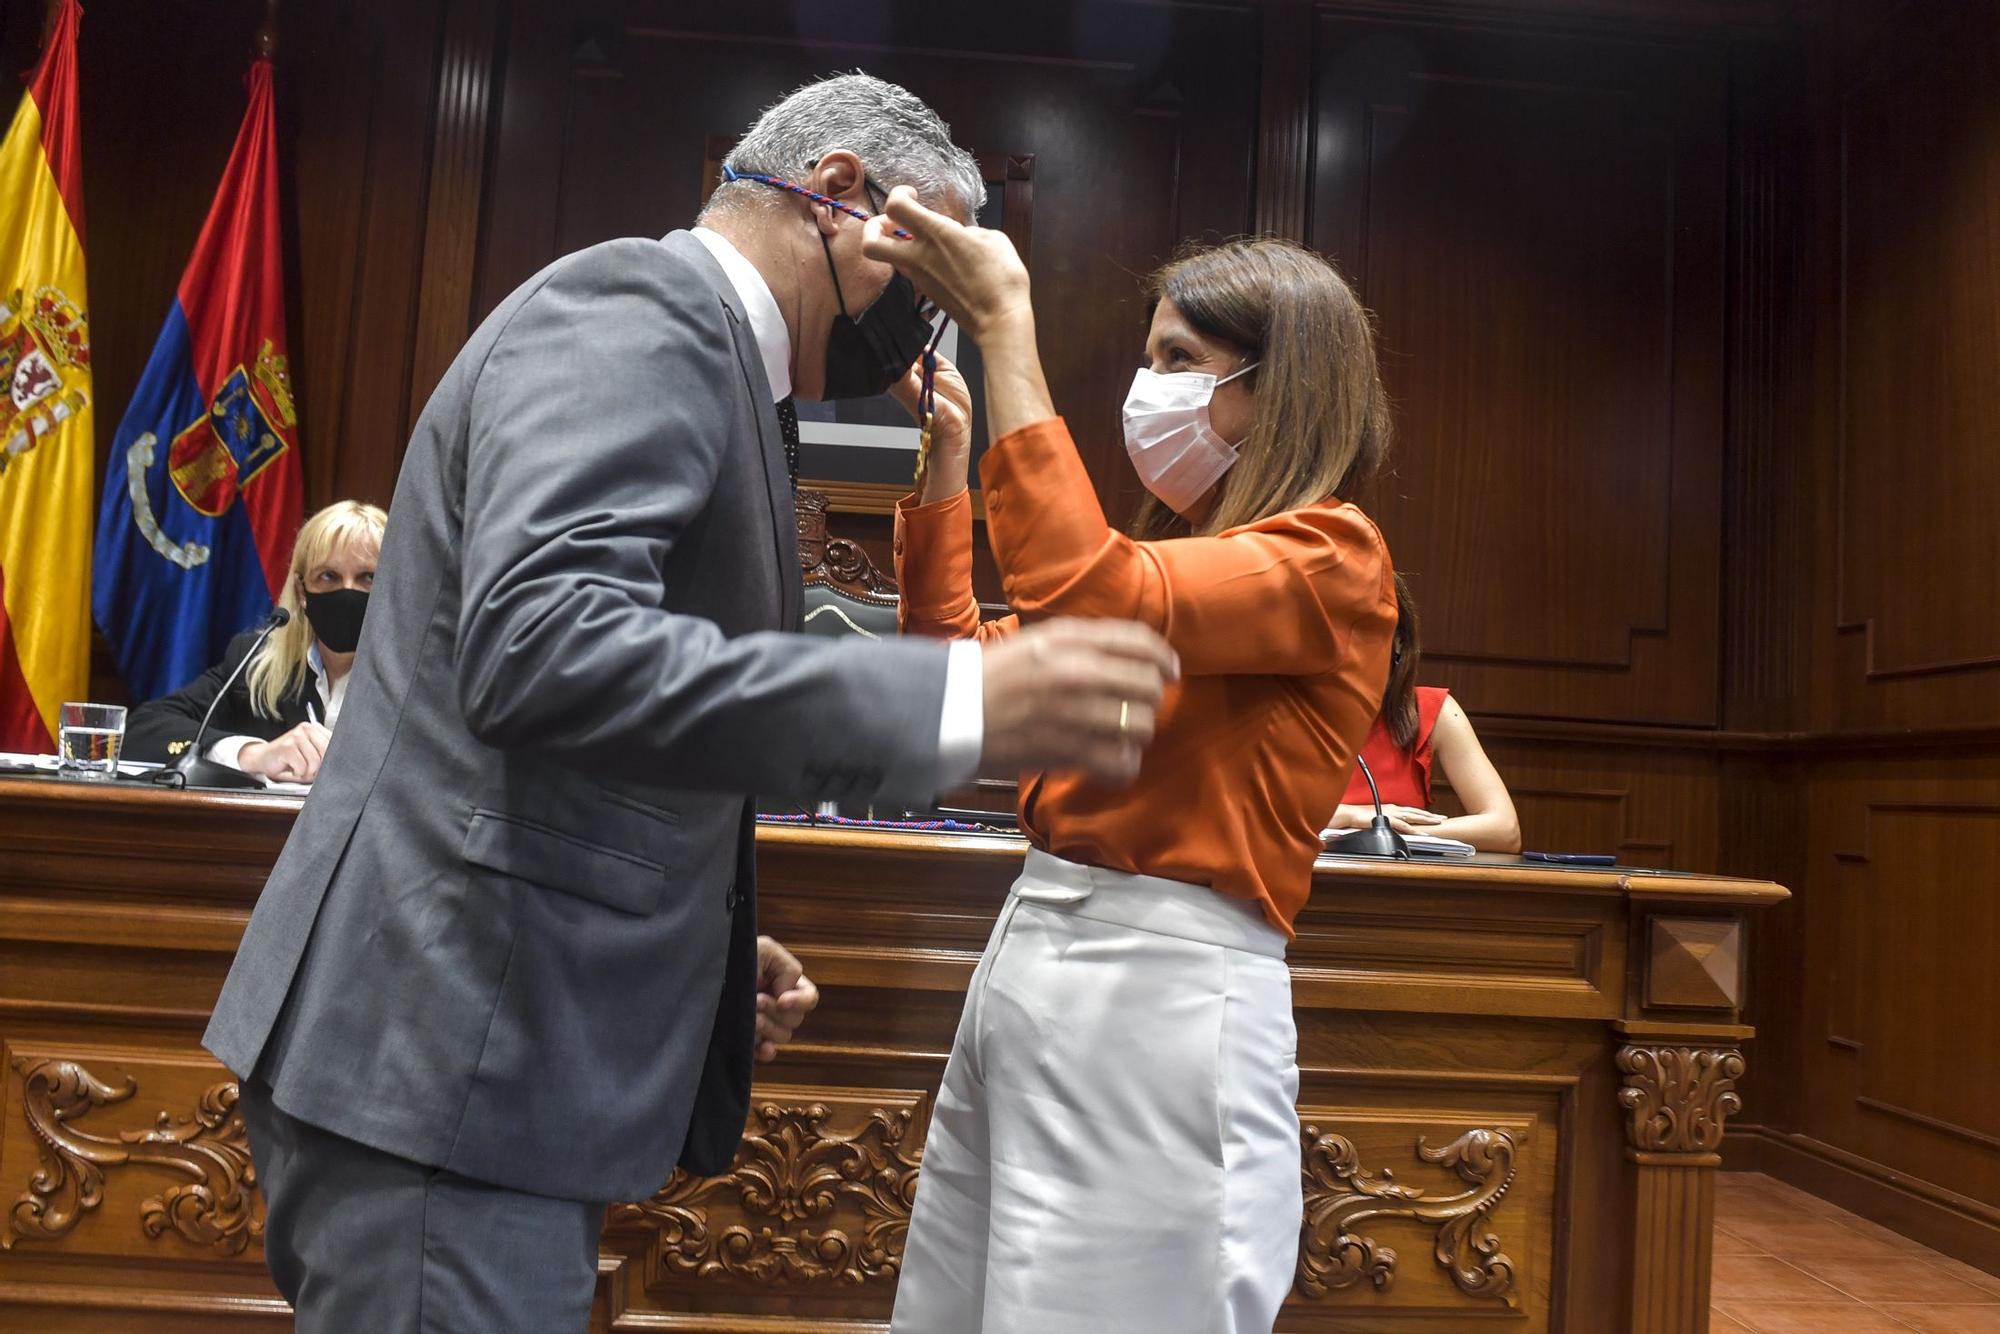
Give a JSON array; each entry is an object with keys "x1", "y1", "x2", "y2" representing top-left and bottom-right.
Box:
[{"x1": 0, "y1": 0, "x2": 92, "y2": 752}]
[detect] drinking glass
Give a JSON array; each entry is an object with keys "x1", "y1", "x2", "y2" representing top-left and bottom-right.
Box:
[{"x1": 58, "y1": 702, "x2": 126, "y2": 780}]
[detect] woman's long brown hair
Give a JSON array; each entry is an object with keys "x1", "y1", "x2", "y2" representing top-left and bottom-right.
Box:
[
  {"x1": 1132, "y1": 236, "x2": 1391, "y2": 540},
  {"x1": 1382, "y1": 571, "x2": 1422, "y2": 751}
]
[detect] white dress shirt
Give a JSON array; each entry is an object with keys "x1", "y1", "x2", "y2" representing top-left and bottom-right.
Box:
[
  {"x1": 208, "y1": 642, "x2": 343, "y2": 771},
  {"x1": 692, "y1": 227, "x2": 982, "y2": 790}
]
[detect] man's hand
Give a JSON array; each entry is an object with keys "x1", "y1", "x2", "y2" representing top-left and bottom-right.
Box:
[
  {"x1": 755, "y1": 936, "x2": 820, "y2": 1063},
  {"x1": 979, "y1": 619, "x2": 1177, "y2": 784},
  {"x1": 238, "y1": 722, "x2": 332, "y2": 784}
]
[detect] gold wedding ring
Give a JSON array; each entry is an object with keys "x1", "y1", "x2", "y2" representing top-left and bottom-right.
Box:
[{"x1": 1118, "y1": 699, "x2": 1131, "y2": 739}]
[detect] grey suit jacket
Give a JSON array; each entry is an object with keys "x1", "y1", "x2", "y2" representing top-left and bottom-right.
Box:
[{"x1": 204, "y1": 231, "x2": 952, "y2": 1203}]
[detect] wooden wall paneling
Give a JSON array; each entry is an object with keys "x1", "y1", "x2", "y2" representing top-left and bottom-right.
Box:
[
  {"x1": 1714, "y1": 750, "x2": 1808, "y2": 1143},
  {"x1": 278, "y1": 0, "x2": 450, "y2": 511},
  {"x1": 1460, "y1": 728, "x2": 1726, "y2": 872},
  {"x1": 1720, "y1": 35, "x2": 1813, "y2": 734},
  {"x1": 1817, "y1": 0, "x2": 2000, "y2": 732},
  {"x1": 1309, "y1": 17, "x2": 1727, "y2": 727},
  {"x1": 476, "y1": 0, "x2": 1259, "y2": 534},
  {"x1": 1718, "y1": 0, "x2": 2000, "y2": 1282},
  {"x1": 1255, "y1": 0, "x2": 1314, "y2": 241},
  {"x1": 1803, "y1": 754, "x2": 2000, "y2": 1213},
  {"x1": 404, "y1": 0, "x2": 504, "y2": 434},
  {"x1": 1311, "y1": 0, "x2": 1794, "y2": 38},
  {"x1": 1727, "y1": 743, "x2": 2000, "y2": 1273},
  {"x1": 470, "y1": 0, "x2": 575, "y2": 325}
]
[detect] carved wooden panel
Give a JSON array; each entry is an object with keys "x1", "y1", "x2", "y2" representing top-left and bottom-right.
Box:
[
  {"x1": 1309, "y1": 18, "x2": 1726, "y2": 726},
  {"x1": 0, "y1": 1046, "x2": 265, "y2": 1263},
  {"x1": 604, "y1": 1085, "x2": 926, "y2": 1315},
  {"x1": 1831, "y1": 0, "x2": 2000, "y2": 708},
  {"x1": 1289, "y1": 1098, "x2": 1552, "y2": 1323}
]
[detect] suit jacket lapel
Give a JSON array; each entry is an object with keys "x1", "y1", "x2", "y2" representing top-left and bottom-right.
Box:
[{"x1": 663, "y1": 230, "x2": 802, "y2": 631}]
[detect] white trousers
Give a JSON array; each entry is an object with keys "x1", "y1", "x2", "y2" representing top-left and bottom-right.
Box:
[{"x1": 892, "y1": 850, "x2": 1302, "y2": 1334}]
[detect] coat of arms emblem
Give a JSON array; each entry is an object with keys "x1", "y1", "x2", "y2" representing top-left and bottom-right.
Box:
[{"x1": 0, "y1": 285, "x2": 89, "y2": 478}]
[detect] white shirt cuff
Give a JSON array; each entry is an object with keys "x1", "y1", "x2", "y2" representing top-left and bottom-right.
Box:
[
  {"x1": 205, "y1": 735, "x2": 257, "y2": 770},
  {"x1": 935, "y1": 640, "x2": 983, "y2": 788}
]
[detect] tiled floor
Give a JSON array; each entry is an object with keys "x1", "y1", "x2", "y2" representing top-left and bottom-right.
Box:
[{"x1": 1714, "y1": 1172, "x2": 2000, "y2": 1332}]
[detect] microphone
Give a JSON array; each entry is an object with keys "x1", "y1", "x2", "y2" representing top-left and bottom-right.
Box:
[
  {"x1": 153, "y1": 607, "x2": 292, "y2": 791},
  {"x1": 1324, "y1": 755, "x2": 1410, "y2": 860}
]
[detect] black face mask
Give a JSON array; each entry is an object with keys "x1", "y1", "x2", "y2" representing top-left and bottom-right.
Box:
[
  {"x1": 818, "y1": 231, "x2": 937, "y2": 400},
  {"x1": 302, "y1": 588, "x2": 369, "y2": 655}
]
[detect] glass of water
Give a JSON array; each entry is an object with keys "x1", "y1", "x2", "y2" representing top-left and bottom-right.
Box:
[{"x1": 58, "y1": 702, "x2": 127, "y2": 780}]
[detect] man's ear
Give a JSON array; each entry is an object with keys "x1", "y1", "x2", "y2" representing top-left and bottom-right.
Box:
[{"x1": 808, "y1": 149, "x2": 865, "y2": 238}]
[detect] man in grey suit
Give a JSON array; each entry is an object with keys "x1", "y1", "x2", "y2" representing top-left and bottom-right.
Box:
[{"x1": 206, "y1": 73, "x2": 1174, "y2": 1332}]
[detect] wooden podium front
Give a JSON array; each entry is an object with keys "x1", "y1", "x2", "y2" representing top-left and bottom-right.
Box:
[{"x1": 0, "y1": 777, "x2": 1784, "y2": 1332}]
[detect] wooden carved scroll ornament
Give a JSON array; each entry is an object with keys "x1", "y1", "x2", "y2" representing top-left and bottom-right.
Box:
[{"x1": 1296, "y1": 1124, "x2": 1519, "y2": 1305}]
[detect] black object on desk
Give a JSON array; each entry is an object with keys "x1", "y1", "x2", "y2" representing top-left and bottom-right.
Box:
[
  {"x1": 1323, "y1": 754, "x2": 1411, "y2": 860},
  {"x1": 1523, "y1": 851, "x2": 1617, "y2": 866}
]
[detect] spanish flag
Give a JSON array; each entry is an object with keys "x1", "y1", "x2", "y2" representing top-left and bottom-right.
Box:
[{"x1": 0, "y1": 0, "x2": 91, "y2": 753}]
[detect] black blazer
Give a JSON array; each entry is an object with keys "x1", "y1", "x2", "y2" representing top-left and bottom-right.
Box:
[{"x1": 123, "y1": 632, "x2": 322, "y2": 764}]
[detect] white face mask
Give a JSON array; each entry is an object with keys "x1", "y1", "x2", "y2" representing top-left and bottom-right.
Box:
[{"x1": 1121, "y1": 361, "x2": 1259, "y2": 515}]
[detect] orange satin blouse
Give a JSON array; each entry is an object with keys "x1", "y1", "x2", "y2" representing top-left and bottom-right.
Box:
[{"x1": 894, "y1": 416, "x2": 1397, "y2": 934}]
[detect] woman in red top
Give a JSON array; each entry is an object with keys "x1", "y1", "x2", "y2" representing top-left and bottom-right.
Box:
[
  {"x1": 1327, "y1": 573, "x2": 1521, "y2": 851},
  {"x1": 867, "y1": 195, "x2": 1396, "y2": 1333}
]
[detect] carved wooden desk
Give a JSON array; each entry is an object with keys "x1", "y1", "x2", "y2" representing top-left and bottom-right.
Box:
[{"x1": 0, "y1": 778, "x2": 1784, "y2": 1332}]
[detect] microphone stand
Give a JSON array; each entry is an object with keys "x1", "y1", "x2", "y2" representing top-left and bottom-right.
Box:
[
  {"x1": 1324, "y1": 755, "x2": 1410, "y2": 859},
  {"x1": 151, "y1": 609, "x2": 290, "y2": 791}
]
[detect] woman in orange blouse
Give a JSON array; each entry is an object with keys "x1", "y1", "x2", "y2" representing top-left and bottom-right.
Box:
[
  {"x1": 866, "y1": 195, "x2": 1396, "y2": 1334},
  {"x1": 1327, "y1": 573, "x2": 1522, "y2": 851}
]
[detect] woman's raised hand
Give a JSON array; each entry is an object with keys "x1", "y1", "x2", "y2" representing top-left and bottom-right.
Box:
[
  {"x1": 888, "y1": 350, "x2": 972, "y2": 444},
  {"x1": 863, "y1": 186, "x2": 1031, "y2": 343},
  {"x1": 889, "y1": 350, "x2": 976, "y2": 503}
]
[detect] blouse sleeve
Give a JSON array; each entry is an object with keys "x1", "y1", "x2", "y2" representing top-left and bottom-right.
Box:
[
  {"x1": 893, "y1": 487, "x2": 1020, "y2": 644},
  {"x1": 976, "y1": 416, "x2": 1392, "y2": 676}
]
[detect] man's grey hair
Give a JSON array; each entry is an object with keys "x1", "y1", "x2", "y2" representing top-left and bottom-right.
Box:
[{"x1": 704, "y1": 72, "x2": 985, "y2": 224}]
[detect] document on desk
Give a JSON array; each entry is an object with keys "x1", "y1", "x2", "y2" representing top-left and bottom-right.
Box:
[
  {"x1": 260, "y1": 777, "x2": 312, "y2": 794},
  {"x1": 0, "y1": 751, "x2": 162, "y2": 777},
  {"x1": 1320, "y1": 826, "x2": 1477, "y2": 858},
  {"x1": 1401, "y1": 833, "x2": 1476, "y2": 857}
]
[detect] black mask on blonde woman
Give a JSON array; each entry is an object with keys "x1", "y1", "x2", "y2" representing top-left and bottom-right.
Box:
[{"x1": 302, "y1": 588, "x2": 368, "y2": 654}]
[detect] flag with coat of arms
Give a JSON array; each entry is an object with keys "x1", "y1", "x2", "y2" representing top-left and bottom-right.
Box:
[
  {"x1": 0, "y1": 0, "x2": 93, "y2": 752},
  {"x1": 93, "y1": 48, "x2": 301, "y2": 702}
]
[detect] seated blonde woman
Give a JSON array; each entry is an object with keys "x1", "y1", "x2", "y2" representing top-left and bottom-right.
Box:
[
  {"x1": 125, "y1": 500, "x2": 386, "y2": 784},
  {"x1": 1325, "y1": 572, "x2": 1521, "y2": 851}
]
